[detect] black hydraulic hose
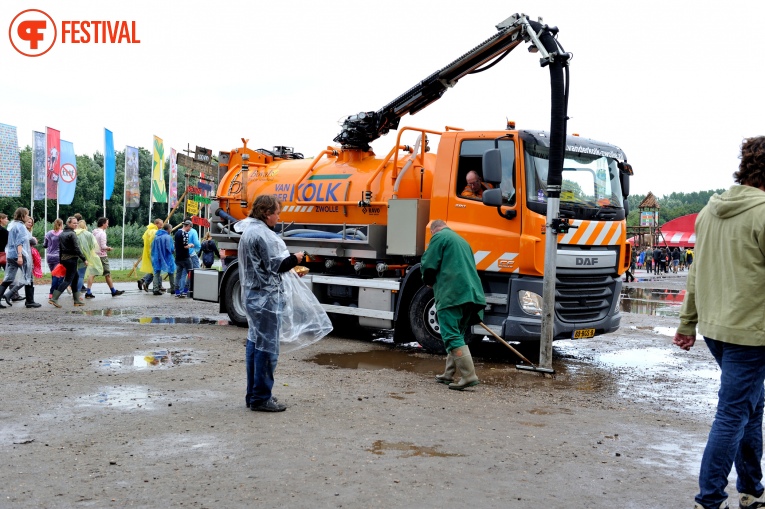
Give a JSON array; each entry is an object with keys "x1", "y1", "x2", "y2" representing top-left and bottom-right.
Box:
[
  {"x1": 528, "y1": 20, "x2": 568, "y2": 198},
  {"x1": 215, "y1": 208, "x2": 238, "y2": 224}
]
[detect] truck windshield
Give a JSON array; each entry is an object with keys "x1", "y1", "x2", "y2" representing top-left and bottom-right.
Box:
[{"x1": 524, "y1": 143, "x2": 624, "y2": 219}]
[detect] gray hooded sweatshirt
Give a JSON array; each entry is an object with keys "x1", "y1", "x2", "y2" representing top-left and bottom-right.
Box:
[{"x1": 678, "y1": 184, "x2": 765, "y2": 345}]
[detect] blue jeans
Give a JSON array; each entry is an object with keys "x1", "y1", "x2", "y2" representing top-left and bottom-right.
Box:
[
  {"x1": 697, "y1": 338, "x2": 765, "y2": 508},
  {"x1": 77, "y1": 266, "x2": 86, "y2": 292},
  {"x1": 245, "y1": 341, "x2": 278, "y2": 406},
  {"x1": 174, "y1": 259, "x2": 192, "y2": 294}
]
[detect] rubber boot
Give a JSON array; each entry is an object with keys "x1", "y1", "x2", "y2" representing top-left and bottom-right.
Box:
[
  {"x1": 435, "y1": 351, "x2": 456, "y2": 384},
  {"x1": 448, "y1": 345, "x2": 479, "y2": 391},
  {"x1": 73, "y1": 292, "x2": 85, "y2": 307},
  {"x1": 49, "y1": 289, "x2": 63, "y2": 308},
  {"x1": 24, "y1": 285, "x2": 41, "y2": 308}
]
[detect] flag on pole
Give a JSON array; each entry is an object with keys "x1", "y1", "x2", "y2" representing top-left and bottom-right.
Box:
[
  {"x1": 169, "y1": 147, "x2": 178, "y2": 210},
  {"x1": 32, "y1": 131, "x2": 46, "y2": 200},
  {"x1": 104, "y1": 129, "x2": 116, "y2": 200},
  {"x1": 0, "y1": 123, "x2": 21, "y2": 198},
  {"x1": 46, "y1": 127, "x2": 60, "y2": 200},
  {"x1": 58, "y1": 140, "x2": 78, "y2": 205},
  {"x1": 124, "y1": 146, "x2": 140, "y2": 207},
  {"x1": 151, "y1": 135, "x2": 167, "y2": 203}
]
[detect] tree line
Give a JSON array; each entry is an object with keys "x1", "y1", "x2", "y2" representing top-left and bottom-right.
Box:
[{"x1": 626, "y1": 190, "x2": 725, "y2": 227}]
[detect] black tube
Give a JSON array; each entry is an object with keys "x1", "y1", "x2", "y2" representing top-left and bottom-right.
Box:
[
  {"x1": 215, "y1": 208, "x2": 238, "y2": 224},
  {"x1": 528, "y1": 20, "x2": 567, "y2": 198}
]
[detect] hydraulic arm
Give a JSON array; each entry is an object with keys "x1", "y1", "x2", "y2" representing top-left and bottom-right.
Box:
[{"x1": 333, "y1": 13, "x2": 569, "y2": 151}]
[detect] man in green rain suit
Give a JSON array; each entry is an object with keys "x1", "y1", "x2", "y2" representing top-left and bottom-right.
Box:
[{"x1": 420, "y1": 219, "x2": 485, "y2": 390}]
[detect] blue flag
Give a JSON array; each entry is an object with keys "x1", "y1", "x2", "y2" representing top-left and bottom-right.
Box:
[
  {"x1": 58, "y1": 140, "x2": 77, "y2": 205},
  {"x1": 104, "y1": 128, "x2": 115, "y2": 199}
]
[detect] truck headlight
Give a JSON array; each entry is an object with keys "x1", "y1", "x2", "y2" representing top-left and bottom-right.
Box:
[{"x1": 518, "y1": 290, "x2": 543, "y2": 316}]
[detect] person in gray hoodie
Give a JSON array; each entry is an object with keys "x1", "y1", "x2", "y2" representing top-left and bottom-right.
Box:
[{"x1": 674, "y1": 136, "x2": 765, "y2": 509}]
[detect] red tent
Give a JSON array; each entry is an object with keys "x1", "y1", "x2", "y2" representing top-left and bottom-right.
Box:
[
  {"x1": 628, "y1": 213, "x2": 697, "y2": 247},
  {"x1": 659, "y1": 213, "x2": 697, "y2": 247}
]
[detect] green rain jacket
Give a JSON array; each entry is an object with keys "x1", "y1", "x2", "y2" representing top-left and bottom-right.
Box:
[
  {"x1": 420, "y1": 227, "x2": 486, "y2": 312},
  {"x1": 678, "y1": 185, "x2": 765, "y2": 345}
]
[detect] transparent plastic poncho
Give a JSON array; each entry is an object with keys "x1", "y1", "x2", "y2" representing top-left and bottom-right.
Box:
[
  {"x1": 5, "y1": 220, "x2": 32, "y2": 286},
  {"x1": 238, "y1": 218, "x2": 332, "y2": 354}
]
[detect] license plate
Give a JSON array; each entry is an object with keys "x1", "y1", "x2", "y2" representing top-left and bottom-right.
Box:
[{"x1": 572, "y1": 328, "x2": 596, "y2": 339}]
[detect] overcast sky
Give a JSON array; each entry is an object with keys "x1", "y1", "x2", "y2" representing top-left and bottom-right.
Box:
[{"x1": 2, "y1": 1, "x2": 763, "y2": 198}]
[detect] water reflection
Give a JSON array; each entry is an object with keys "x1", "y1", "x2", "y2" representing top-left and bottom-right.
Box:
[
  {"x1": 133, "y1": 317, "x2": 229, "y2": 325},
  {"x1": 620, "y1": 287, "x2": 685, "y2": 316}
]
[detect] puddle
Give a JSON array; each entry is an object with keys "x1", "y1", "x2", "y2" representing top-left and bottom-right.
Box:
[
  {"x1": 367, "y1": 440, "x2": 462, "y2": 458},
  {"x1": 310, "y1": 340, "x2": 721, "y2": 418},
  {"x1": 78, "y1": 385, "x2": 157, "y2": 409},
  {"x1": 309, "y1": 348, "x2": 584, "y2": 389},
  {"x1": 620, "y1": 287, "x2": 685, "y2": 316},
  {"x1": 71, "y1": 308, "x2": 139, "y2": 317},
  {"x1": 132, "y1": 317, "x2": 230, "y2": 325},
  {"x1": 598, "y1": 347, "x2": 680, "y2": 369},
  {"x1": 99, "y1": 349, "x2": 201, "y2": 369}
]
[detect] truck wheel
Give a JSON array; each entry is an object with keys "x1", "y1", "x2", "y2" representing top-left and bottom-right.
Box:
[
  {"x1": 408, "y1": 286, "x2": 446, "y2": 355},
  {"x1": 222, "y1": 270, "x2": 248, "y2": 328}
]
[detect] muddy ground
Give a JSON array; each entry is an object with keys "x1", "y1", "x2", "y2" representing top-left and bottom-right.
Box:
[{"x1": 0, "y1": 270, "x2": 729, "y2": 508}]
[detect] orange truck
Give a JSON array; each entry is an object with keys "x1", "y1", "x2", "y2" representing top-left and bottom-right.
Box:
[{"x1": 191, "y1": 14, "x2": 633, "y2": 354}]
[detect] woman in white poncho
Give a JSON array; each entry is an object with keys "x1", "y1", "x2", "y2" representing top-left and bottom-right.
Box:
[{"x1": 239, "y1": 195, "x2": 331, "y2": 412}]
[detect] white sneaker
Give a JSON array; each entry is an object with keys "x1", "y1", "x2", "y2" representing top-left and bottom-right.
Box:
[
  {"x1": 740, "y1": 492, "x2": 765, "y2": 509},
  {"x1": 692, "y1": 501, "x2": 728, "y2": 509}
]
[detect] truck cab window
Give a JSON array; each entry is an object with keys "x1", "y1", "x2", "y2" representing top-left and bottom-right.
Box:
[{"x1": 457, "y1": 139, "x2": 515, "y2": 205}]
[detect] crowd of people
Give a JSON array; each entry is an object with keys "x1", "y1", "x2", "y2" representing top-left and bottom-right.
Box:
[
  {"x1": 0, "y1": 208, "x2": 221, "y2": 308},
  {"x1": 631, "y1": 245, "x2": 694, "y2": 276}
]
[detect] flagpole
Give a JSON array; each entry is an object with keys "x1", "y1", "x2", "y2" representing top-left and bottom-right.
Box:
[
  {"x1": 43, "y1": 131, "x2": 48, "y2": 258},
  {"x1": 30, "y1": 131, "x2": 34, "y2": 222},
  {"x1": 121, "y1": 146, "x2": 127, "y2": 270},
  {"x1": 103, "y1": 129, "x2": 107, "y2": 218}
]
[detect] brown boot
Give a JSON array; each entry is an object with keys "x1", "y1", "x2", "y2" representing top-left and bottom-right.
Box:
[
  {"x1": 448, "y1": 345, "x2": 479, "y2": 391},
  {"x1": 435, "y1": 351, "x2": 456, "y2": 384}
]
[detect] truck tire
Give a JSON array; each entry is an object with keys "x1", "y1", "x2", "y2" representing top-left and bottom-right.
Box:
[
  {"x1": 408, "y1": 286, "x2": 446, "y2": 355},
  {"x1": 222, "y1": 270, "x2": 248, "y2": 328}
]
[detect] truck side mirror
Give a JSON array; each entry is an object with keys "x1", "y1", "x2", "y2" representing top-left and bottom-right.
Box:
[
  {"x1": 482, "y1": 188, "x2": 502, "y2": 206},
  {"x1": 483, "y1": 188, "x2": 517, "y2": 220},
  {"x1": 623, "y1": 199, "x2": 630, "y2": 216},
  {"x1": 620, "y1": 172, "x2": 630, "y2": 197},
  {"x1": 482, "y1": 149, "x2": 502, "y2": 183}
]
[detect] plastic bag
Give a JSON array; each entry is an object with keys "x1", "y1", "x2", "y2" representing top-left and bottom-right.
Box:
[
  {"x1": 51, "y1": 263, "x2": 66, "y2": 277},
  {"x1": 279, "y1": 270, "x2": 333, "y2": 353}
]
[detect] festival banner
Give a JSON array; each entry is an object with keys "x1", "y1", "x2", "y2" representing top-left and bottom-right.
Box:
[
  {"x1": 58, "y1": 140, "x2": 78, "y2": 205},
  {"x1": 104, "y1": 129, "x2": 116, "y2": 200},
  {"x1": 0, "y1": 123, "x2": 21, "y2": 197},
  {"x1": 169, "y1": 147, "x2": 178, "y2": 210},
  {"x1": 151, "y1": 135, "x2": 167, "y2": 203},
  {"x1": 46, "y1": 127, "x2": 60, "y2": 200},
  {"x1": 32, "y1": 131, "x2": 46, "y2": 200},
  {"x1": 124, "y1": 146, "x2": 140, "y2": 207}
]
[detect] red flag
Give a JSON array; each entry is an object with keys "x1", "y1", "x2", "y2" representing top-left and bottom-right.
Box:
[{"x1": 46, "y1": 127, "x2": 60, "y2": 200}]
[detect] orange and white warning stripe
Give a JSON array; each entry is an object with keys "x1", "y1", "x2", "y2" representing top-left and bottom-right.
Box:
[{"x1": 557, "y1": 220, "x2": 624, "y2": 246}]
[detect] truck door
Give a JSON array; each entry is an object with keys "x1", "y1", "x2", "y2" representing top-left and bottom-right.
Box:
[{"x1": 445, "y1": 137, "x2": 521, "y2": 274}]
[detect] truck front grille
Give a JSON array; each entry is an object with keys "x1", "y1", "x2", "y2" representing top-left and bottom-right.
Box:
[{"x1": 555, "y1": 275, "x2": 615, "y2": 323}]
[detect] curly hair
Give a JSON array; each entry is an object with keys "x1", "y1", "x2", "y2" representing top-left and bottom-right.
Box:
[
  {"x1": 735, "y1": 136, "x2": 765, "y2": 188},
  {"x1": 248, "y1": 195, "x2": 281, "y2": 222}
]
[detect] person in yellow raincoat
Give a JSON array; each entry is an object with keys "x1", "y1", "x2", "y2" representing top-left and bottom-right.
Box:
[
  {"x1": 138, "y1": 218, "x2": 164, "y2": 292},
  {"x1": 74, "y1": 220, "x2": 103, "y2": 294}
]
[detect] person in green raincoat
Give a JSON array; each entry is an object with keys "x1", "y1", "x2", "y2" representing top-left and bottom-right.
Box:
[
  {"x1": 75, "y1": 220, "x2": 103, "y2": 295},
  {"x1": 420, "y1": 219, "x2": 485, "y2": 390}
]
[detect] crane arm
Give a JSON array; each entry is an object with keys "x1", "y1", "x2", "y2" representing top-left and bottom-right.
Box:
[{"x1": 333, "y1": 13, "x2": 566, "y2": 150}]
